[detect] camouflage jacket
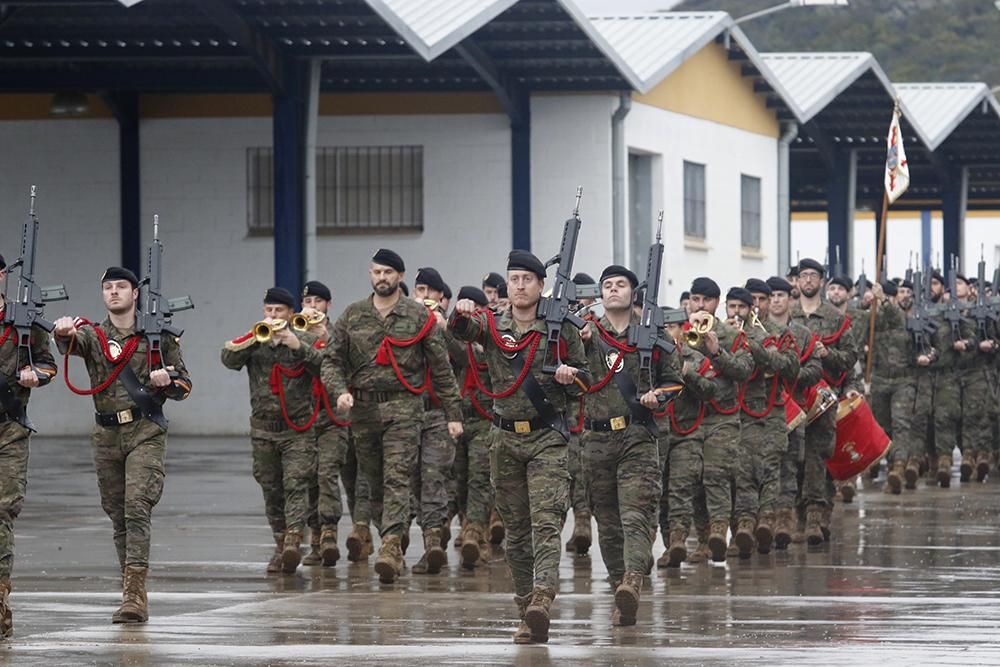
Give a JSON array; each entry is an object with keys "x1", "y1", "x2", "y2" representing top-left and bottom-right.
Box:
[
  {"x1": 0, "y1": 304, "x2": 57, "y2": 416},
  {"x1": 323, "y1": 294, "x2": 462, "y2": 422},
  {"x1": 742, "y1": 321, "x2": 800, "y2": 414},
  {"x1": 790, "y1": 301, "x2": 857, "y2": 388},
  {"x1": 763, "y1": 317, "x2": 823, "y2": 404},
  {"x1": 312, "y1": 317, "x2": 344, "y2": 430},
  {"x1": 666, "y1": 345, "x2": 718, "y2": 427},
  {"x1": 59, "y1": 315, "x2": 191, "y2": 415},
  {"x1": 221, "y1": 326, "x2": 321, "y2": 423},
  {"x1": 929, "y1": 306, "x2": 977, "y2": 372},
  {"x1": 581, "y1": 313, "x2": 684, "y2": 421},
  {"x1": 850, "y1": 300, "x2": 911, "y2": 382},
  {"x1": 697, "y1": 318, "x2": 754, "y2": 414},
  {"x1": 449, "y1": 306, "x2": 589, "y2": 420}
]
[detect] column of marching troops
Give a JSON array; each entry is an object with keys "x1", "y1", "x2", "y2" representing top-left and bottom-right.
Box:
[{"x1": 1, "y1": 241, "x2": 998, "y2": 644}]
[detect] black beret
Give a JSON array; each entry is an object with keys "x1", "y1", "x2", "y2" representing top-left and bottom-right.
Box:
[
  {"x1": 892, "y1": 277, "x2": 902, "y2": 285},
  {"x1": 599, "y1": 264, "x2": 638, "y2": 288},
  {"x1": 498, "y1": 283, "x2": 507, "y2": 298},
  {"x1": 399, "y1": 281, "x2": 409, "y2": 297},
  {"x1": 507, "y1": 250, "x2": 546, "y2": 279},
  {"x1": 798, "y1": 258, "x2": 825, "y2": 276},
  {"x1": 457, "y1": 286, "x2": 488, "y2": 307},
  {"x1": 726, "y1": 287, "x2": 753, "y2": 306},
  {"x1": 767, "y1": 276, "x2": 793, "y2": 294},
  {"x1": 442, "y1": 283, "x2": 452, "y2": 300},
  {"x1": 744, "y1": 278, "x2": 771, "y2": 296},
  {"x1": 969, "y1": 277, "x2": 979, "y2": 285},
  {"x1": 881, "y1": 280, "x2": 898, "y2": 296},
  {"x1": 828, "y1": 275, "x2": 852, "y2": 290},
  {"x1": 690, "y1": 277, "x2": 720, "y2": 299},
  {"x1": 956, "y1": 274, "x2": 970, "y2": 286},
  {"x1": 900, "y1": 279, "x2": 914, "y2": 290},
  {"x1": 572, "y1": 272, "x2": 596, "y2": 285},
  {"x1": 415, "y1": 267, "x2": 446, "y2": 294},
  {"x1": 302, "y1": 280, "x2": 331, "y2": 302},
  {"x1": 930, "y1": 271, "x2": 945, "y2": 284},
  {"x1": 482, "y1": 272, "x2": 505, "y2": 290},
  {"x1": 101, "y1": 266, "x2": 138, "y2": 287},
  {"x1": 786, "y1": 265, "x2": 800, "y2": 278},
  {"x1": 264, "y1": 286, "x2": 295, "y2": 307},
  {"x1": 680, "y1": 291, "x2": 690, "y2": 301},
  {"x1": 372, "y1": 248, "x2": 405, "y2": 272},
  {"x1": 0, "y1": 253, "x2": 5, "y2": 271}
]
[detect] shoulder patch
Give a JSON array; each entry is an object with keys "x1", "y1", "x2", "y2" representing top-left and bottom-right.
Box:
[{"x1": 224, "y1": 330, "x2": 256, "y2": 352}]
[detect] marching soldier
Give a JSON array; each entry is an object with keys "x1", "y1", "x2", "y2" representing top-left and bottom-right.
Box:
[
  {"x1": 0, "y1": 253, "x2": 57, "y2": 637},
  {"x1": 952, "y1": 274, "x2": 994, "y2": 481},
  {"x1": 565, "y1": 271, "x2": 597, "y2": 557},
  {"x1": 482, "y1": 272, "x2": 505, "y2": 309},
  {"x1": 450, "y1": 250, "x2": 589, "y2": 644},
  {"x1": 322, "y1": 249, "x2": 462, "y2": 585},
  {"x1": 54, "y1": 267, "x2": 191, "y2": 623},
  {"x1": 221, "y1": 287, "x2": 322, "y2": 574}
]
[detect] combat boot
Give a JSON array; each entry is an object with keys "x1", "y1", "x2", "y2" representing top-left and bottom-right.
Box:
[
  {"x1": 320, "y1": 528, "x2": 339, "y2": 567},
  {"x1": 373, "y1": 534, "x2": 404, "y2": 584},
  {"x1": 960, "y1": 454, "x2": 974, "y2": 483},
  {"x1": 707, "y1": 519, "x2": 729, "y2": 562},
  {"x1": 840, "y1": 481, "x2": 856, "y2": 503},
  {"x1": 792, "y1": 509, "x2": 807, "y2": 544},
  {"x1": 0, "y1": 579, "x2": 12, "y2": 638},
  {"x1": 937, "y1": 454, "x2": 953, "y2": 488},
  {"x1": 886, "y1": 461, "x2": 904, "y2": 495},
  {"x1": 281, "y1": 530, "x2": 302, "y2": 574},
  {"x1": 904, "y1": 458, "x2": 921, "y2": 490},
  {"x1": 570, "y1": 511, "x2": 591, "y2": 556},
  {"x1": 489, "y1": 509, "x2": 505, "y2": 544},
  {"x1": 734, "y1": 518, "x2": 755, "y2": 559},
  {"x1": 613, "y1": 572, "x2": 643, "y2": 627},
  {"x1": 524, "y1": 587, "x2": 554, "y2": 643},
  {"x1": 112, "y1": 565, "x2": 148, "y2": 624},
  {"x1": 665, "y1": 528, "x2": 688, "y2": 568},
  {"x1": 460, "y1": 523, "x2": 483, "y2": 569},
  {"x1": 413, "y1": 528, "x2": 446, "y2": 575},
  {"x1": 805, "y1": 507, "x2": 824, "y2": 546},
  {"x1": 266, "y1": 532, "x2": 284, "y2": 573},
  {"x1": 755, "y1": 514, "x2": 774, "y2": 555},
  {"x1": 346, "y1": 523, "x2": 371, "y2": 562},
  {"x1": 401, "y1": 526, "x2": 410, "y2": 555},
  {"x1": 773, "y1": 508, "x2": 793, "y2": 550},
  {"x1": 441, "y1": 515, "x2": 453, "y2": 551},
  {"x1": 687, "y1": 525, "x2": 711, "y2": 564},
  {"x1": 976, "y1": 451, "x2": 991, "y2": 482},
  {"x1": 513, "y1": 594, "x2": 532, "y2": 644},
  {"x1": 656, "y1": 529, "x2": 672, "y2": 569},
  {"x1": 301, "y1": 530, "x2": 322, "y2": 566}
]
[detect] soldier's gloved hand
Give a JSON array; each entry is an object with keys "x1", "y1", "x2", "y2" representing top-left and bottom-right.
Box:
[
  {"x1": 53, "y1": 316, "x2": 77, "y2": 338},
  {"x1": 447, "y1": 421, "x2": 463, "y2": 440},
  {"x1": 554, "y1": 364, "x2": 579, "y2": 385},
  {"x1": 17, "y1": 366, "x2": 39, "y2": 388},
  {"x1": 149, "y1": 368, "x2": 172, "y2": 388},
  {"x1": 454, "y1": 299, "x2": 477, "y2": 316},
  {"x1": 337, "y1": 392, "x2": 354, "y2": 412}
]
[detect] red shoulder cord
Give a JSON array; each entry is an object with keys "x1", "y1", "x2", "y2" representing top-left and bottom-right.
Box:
[
  {"x1": 818, "y1": 314, "x2": 851, "y2": 388},
  {"x1": 652, "y1": 357, "x2": 712, "y2": 435},
  {"x1": 586, "y1": 319, "x2": 634, "y2": 393},
  {"x1": 461, "y1": 348, "x2": 494, "y2": 421},
  {"x1": 63, "y1": 318, "x2": 144, "y2": 396},
  {"x1": 463, "y1": 309, "x2": 542, "y2": 399},
  {"x1": 375, "y1": 307, "x2": 437, "y2": 396},
  {"x1": 738, "y1": 333, "x2": 796, "y2": 418},
  {"x1": 706, "y1": 331, "x2": 747, "y2": 415},
  {"x1": 0, "y1": 325, "x2": 12, "y2": 348},
  {"x1": 311, "y1": 339, "x2": 350, "y2": 428}
]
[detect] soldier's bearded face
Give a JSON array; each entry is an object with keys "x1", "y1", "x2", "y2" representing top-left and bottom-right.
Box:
[
  {"x1": 896, "y1": 288, "x2": 913, "y2": 310},
  {"x1": 687, "y1": 294, "x2": 717, "y2": 317},
  {"x1": 370, "y1": 265, "x2": 401, "y2": 297},
  {"x1": 826, "y1": 285, "x2": 849, "y2": 306},
  {"x1": 725, "y1": 300, "x2": 749, "y2": 320},
  {"x1": 930, "y1": 279, "x2": 944, "y2": 302},
  {"x1": 102, "y1": 280, "x2": 137, "y2": 315},
  {"x1": 798, "y1": 270, "x2": 822, "y2": 298},
  {"x1": 506, "y1": 270, "x2": 542, "y2": 308},
  {"x1": 483, "y1": 286, "x2": 499, "y2": 305},
  {"x1": 751, "y1": 293, "x2": 770, "y2": 318},
  {"x1": 601, "y1": 277, "x2": 631, "y2": 311}
]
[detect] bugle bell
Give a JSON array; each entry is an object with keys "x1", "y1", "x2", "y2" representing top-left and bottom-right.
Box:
[
  {"x1": 291, "y1": 311, "x2": 326, "y2": 331},
  {"x1": 253, "y1": 318, "x2": 288, "y2": 343},
  {"x1": 684, "y1": 314, "x2": 715, "y2": 346}
]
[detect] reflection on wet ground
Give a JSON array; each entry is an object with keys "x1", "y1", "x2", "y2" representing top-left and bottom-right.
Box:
[{"x1": 7, "y1": 437, "x2": 1000, "y2": 665}]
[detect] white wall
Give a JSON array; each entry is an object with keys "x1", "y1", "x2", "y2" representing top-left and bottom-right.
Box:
[{"x1": 626, "y1": 101, "x2": 780, "y2": 306}]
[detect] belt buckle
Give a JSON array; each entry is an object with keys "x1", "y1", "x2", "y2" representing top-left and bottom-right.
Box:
[
  {"x1": 117, "y1": 409, "x2": 134, "y2": 425},
  {"x1": 609, "y1": 416, "x2": 627, "y2": 431},
  {"x1": 513, "y1": 420, "x2": 532, "y2": 434}
]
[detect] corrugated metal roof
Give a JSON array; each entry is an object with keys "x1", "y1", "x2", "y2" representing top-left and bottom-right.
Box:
[
  {"x1": 760, "y1": 52, "x2": 895, "y2": 122},
  {"x1": 363, "y1": 0, "x2": 518, "y2": 61},
  {"x1": 895, "y1": 83, "x2": 1000, "y2": 151}
]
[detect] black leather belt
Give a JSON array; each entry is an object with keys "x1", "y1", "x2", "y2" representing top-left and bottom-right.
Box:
[
  {"x1": 584, "y1": 415, "x2": 632, "y2": 432},
  {"x1": 95, "y1": 407, "x2": 142, "y2": 427},
  {"x1": 354, "y1": 389, "x2": 411, "y2": 403},
  {"x1": 492, "y1": 414, "x2": 549, "y2": 434},
  {"x1": 250, "y1": 417, "x2": 289, "y2": 433}
]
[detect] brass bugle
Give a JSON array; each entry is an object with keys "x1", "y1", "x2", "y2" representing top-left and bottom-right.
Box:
[
  {"x1": 684, "y1": 314, "x2": 715, "y2": 346},
  {"x1": 254, "y1": 318, "x2": 288, "y2": 343},
  {"x1": 292, "y1": 311, "x2": 327, "y2": 331},
  {"x1": 749, "y1": 306, "x2": 767, "y2": 333},
  {"x1": 423, "y1": 298, "x2": 443, "y2": 312}
]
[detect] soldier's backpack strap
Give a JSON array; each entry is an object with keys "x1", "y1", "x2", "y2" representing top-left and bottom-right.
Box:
[
  {"x1": 507, "y1": 350, "x2": 568, "y2": 442},
  {"x1": 118, "y1": 364, "x2": 168, "y2": 429}
]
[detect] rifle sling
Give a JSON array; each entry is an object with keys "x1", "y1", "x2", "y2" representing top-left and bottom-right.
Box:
[
  {"x1": 118, "y1": 364, "x2": 169, "y2": 429},
  {"x1": 507, "y1": 349, "x2": 568, "y2": 441},
  {"x1": 0, "y1": 374, "x2": 34, "y2": 432},
  {"x1": 594, "y1": 334, "x2": 657, "y2": 437}
]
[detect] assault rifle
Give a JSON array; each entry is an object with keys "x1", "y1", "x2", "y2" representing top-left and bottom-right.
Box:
[
  {"x1": 971, "y1": 249, "x2": 997, "y2": 343},
  {"x1": 944, "y1": 255, "x2": 964, "y2": 342},
  {"x1": 136, "y1": 215, "x2": 194, "y2": 363},
  {"x1": 628, "y1": 211, "x2": 676, "y2": 402},
  {"x1": 855, "y1": 260, "x2": 868, "y2": 309},
  {"x1": 537, "y1": 187, "x2": 587, "y2": 373},
  {"x1": 905, "y1": 268, "x2": 937, "y2": 355}
]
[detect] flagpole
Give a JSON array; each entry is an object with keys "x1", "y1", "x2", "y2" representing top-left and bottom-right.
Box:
[{"x1": 864, "y1": 190, "x2": 890, "y2": 388}]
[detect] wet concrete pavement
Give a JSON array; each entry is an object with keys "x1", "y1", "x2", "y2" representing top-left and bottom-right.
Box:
[{"x1": 5, "y1": 437, "x2": 1000, "y2": 665}]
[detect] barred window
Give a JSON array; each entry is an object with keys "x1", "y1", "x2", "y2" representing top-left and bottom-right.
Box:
[
  {"x1": 741, "y1": 174, "x2": 762, "y2": 250},
  {"x1": 683, "y1": 161, "x2": 706, "y2": 239},
  {"x1": 246, "y1": 145, "x2": 424, "y2": 234}
]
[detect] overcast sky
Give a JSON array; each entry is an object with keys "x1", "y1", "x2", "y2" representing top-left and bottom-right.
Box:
[{"x1": 574, "y1": 0, "x2": 683, "y2": 13}]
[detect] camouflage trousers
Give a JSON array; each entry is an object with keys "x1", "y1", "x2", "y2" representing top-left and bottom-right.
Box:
[
  {"x1": 490, "y1": 426, "x2": 569, "y2": 597},
  {"x1": 583, "y1": 424, "x2": 660, "y2": 580},
  {"x1": 734, "y1": 414, "x2": 785, "y2": 521},
  {"x1": 342, "y1": 437, "x2": 372, "y2": 524},
  {"x1": 961, "y1": 365, "x2": 997, "y2": 455},
  {"x1": 655, "y1": 424, "x2": 670, "y2": 534},
  {"x1": 567, "y1": 432, "x2": 591, "y2": 516},
  {"x1": 251, "y1": 424, "x2": 316, "y2": 538},
  {"x1": 886, "y1": 373, "x2": 932, "y2": 464},
  {"x1": 801, "y1": 409, "x2": 835, "y2": 509},
  {"x1": 778, "y1": 424, "x2": 804, "y2": 511},
  {"x1": 92, "y1": 419, "x2": 167, "y2": 569},
  {"x1": 700, "y1": 413, "x2": 740, "y2": 523},
  {"x1": 315, "y1": 424, "x2": 350, "y2": 532},
  {"x1": 0, "y1": 422, "x2": 30, "y2": 580},
  {"x1": 410, "y1": 408, "x2": 455, "y2": 532},
  {"x1": 450, "y1": 417, "x2": 492, "y2": 527},
  {"x1": 350, "y1": 395, "x2": 423, "y2": 538},
  {"x1": 662, "y1": 427, "x2": 704, "y2": 534},
  {"x1": 933, "y1": 370, "x2": 962, "y2": 457}
]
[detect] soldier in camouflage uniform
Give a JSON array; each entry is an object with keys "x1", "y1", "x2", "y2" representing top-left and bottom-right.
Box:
[
  {"x1": 969, "y1": 279, "x2": 1000, "y2": 480},
  {"x1": 322, "y1": 249, "x2": 462, "y2": 585},
  {"x1": 55, "y1": 267, "x2": 191, "y2": 624},
  {"x1": 952, "y1": 274, "x2": 996, "y2": 482},
  {"x1": 578, "y1": 266, "x2": 683, "y2": 624},
  {"x1": 0, "y1": 253, "x2": 58, "y2": 638},
  {"x1": 450, "y1": 250, "x2": 589, "y2": 645},
  {"x1": 564, "y1": 272, "x2": 595, "y2": 557},
  {"x1": 221, "y1": 287, "x2": 322, "y2": 575},
  {"x1": 790, "y1": 259, "x2": 858, "y2": 545},
  {"x1": 686, "y1": 278, "x2": 754, "y2": 563}
]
